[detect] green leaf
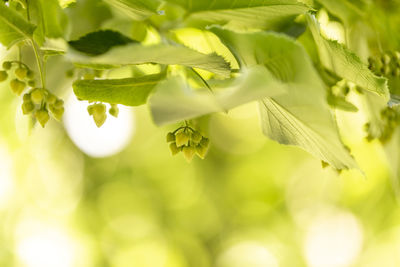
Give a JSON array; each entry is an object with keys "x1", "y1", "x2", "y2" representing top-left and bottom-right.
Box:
[
  {"x1": 213, "y1": 28, "x2": 358, "y2": 170},
  {"x1": 0, "y1": 4, "x2": 36, "y2": 47},
  {"x1": 68, "y1": 44, "x2": 231, "y2": 77},
  {"x1": 149, "y1": 66, "x2": 286, "y2": 126},
  {"x1": 166, "y1": 0, "x2": 310, "y2": 31},
  {"x1": 103, "y1": 0, "x2": 161, "y2": 20},
  {"x1": 69, "y1": 30, "x2": 135, "y2": 55},
  {"x1": 29, "y1": 0, "x2": 68, "y2": 45},
  {"x1": 73, "y1": 73, "x2": 165, "y2": 106},
  {"x1": 306, "y1": 14, "x2": 389, "y2": 98}
]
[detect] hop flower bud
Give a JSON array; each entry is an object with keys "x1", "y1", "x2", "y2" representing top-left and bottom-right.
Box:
[
  {"x1": 54, "y1": 99, "x2": 64, "y2": 108},
  {"x1": 0, "y1": 70, "x2": 8, "y2": 82},
  {"x1": 200, "y1": 137, "x2": 210, "y2": 147},
  {"x1": 109, "y1": 104, "x2": 119, "y2": 118},
  {"x1": 35, "y1": 109, "x2": 50, "y2": 127},
  {"x1": 15, "y1": 67, "x2": 28, "y2": 80},
  {"x1": 166, "y1": 132, "x2": 175, "y2": 142},
  {"x1": 28, "y1": 80, "x2": 35, "y2": 87},
  {"x1": 2, "y1": 61, "x2": 11, "y2": 70},
  {"x1": 195, "y1": 144, "x2": 208, "y2": 159},
  {"x1": 27, "y1": 70, "x2": 34, "y2": 79},
  {"x1": 23, "y1": 93, "x2": 31, "y2": 102},
  {"x1": 87, "y1": 105, "x2": 95, "y2": 115},
  {"x1": 93, "y1": 112, "x2": 107, "y2": 127},
  {"x1": 22, "y1": 101, "x2": 35, "y2": 115},
  {"x1": 175, "y1": 131, "x2": 190, "y2": 147},
  {"x1": 182, "y1": 145, "x2": 196, "y2": 162},
  {"x1": 10, "y1": 79, "x2": 26, "y2": 95},
  {"x1": 49, "y1": 106, "x2": 64, "y2": 121},
  {"x1": 169, "y1": 142, "x2": 180, "y2": 155},
  {"x1": 46, "y1": 94, "x2": 57, "y2": 105},
  {"x1": 30, "y1": 88, "x2": 46, "y2": 104},
  {"x1": 191, "y1": 131, "x2": 202, "y2": 143}
]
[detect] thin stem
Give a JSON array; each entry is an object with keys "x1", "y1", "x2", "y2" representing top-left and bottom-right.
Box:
[
  {"x1": 30, "y1": 39, "x2": 45, "y2": 88},
  {"x1": 190, "y1": 68, "x2": 213, "y2": 93}
]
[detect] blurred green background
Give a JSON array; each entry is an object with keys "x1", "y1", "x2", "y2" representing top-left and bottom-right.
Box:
[{"x1": 1, "y1": 1, "x2": 400, "y2": 267}]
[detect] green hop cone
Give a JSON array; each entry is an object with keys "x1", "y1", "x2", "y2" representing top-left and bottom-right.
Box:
[
  {"x1": 0, "y1": 70, "x2": 8, "y2": 82},
  {"x1": 10, "y1": 79, "x2": 26, "y2": 95},
  {"x1": 195, "y1": 144, "x2": 208, "y2": 159},
  {"x1": 200, "y1": 137, "x2": 210, "y2": 147},
  {"x1": 30, "y1": 88, "x2": 46, "y2": 104},
  {"x1": 166, "y1": 132, "x2": 175, "y2": 142},
  {"x1": 169, "y1": 142, "x2": 180, "y2": 156},
  {"x1": 47, "y1": 94, "x2": 57, "y2": 105},
  {"x1": 54, "y1": 99, "x2": 64, "y2": 108},
  {"x1": 109, "y1": 105, "x2": 119, "y2": 118},
  {"x1": 2, "y1": 61, "x2": 11, "y2": 70},
  {"x1": 35, "y1": 109, "x2": 50, "y2": 127},
  {"x1": 15, "y1": 67, "x2": 28, "y2": 80},
  {"x1": 49, "y1": 105, "x2": 64, "y2": 121},
  {"x1": 191, "y1": 131, "x2": 202, "y2": 143},
  {"x1": 175, "y1": 131, "x2": 190, "y2": 147},
  {"x1": 22, "y1": 101, "x2": 35, "y2": 115},
  {"x1": 87, "y1": 104, "x2": 95, "y2": 115},
  {"x1": 93, "y1": 112, "x2": 107, "y2": 127},
  {"x1": 182, "y1": 145, "x2": 196, "y2": 162}
]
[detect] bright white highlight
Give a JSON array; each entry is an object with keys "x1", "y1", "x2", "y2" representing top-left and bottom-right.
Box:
[
  {"x1": 17, "y1": 228, "x2": 76, "y2": 267},
  {"x1": 304, "y1": 211, "x2": 364, "y2": 267},
  {"x1": 217, "y1": 241, "x2": 279, "y2": 267},
  {"x1": 64, "y1": 94, "x2": 135, "y2": 157}
]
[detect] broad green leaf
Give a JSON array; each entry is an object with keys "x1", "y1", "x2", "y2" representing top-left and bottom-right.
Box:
[
  {"x1": 103, "y1": 0, "x2": 161, "y2": 20},
  {"x1": 29, "y1": 0, "x2": 68, "y2": 45},
  {"x1": 149, "y1": 66, "x2": 286, "y2": 126},
  {"x1": 166, "y1": 0, "x2": 310, "y2": 31},
  {"x1": 73, "y1": 73, "x2": 165, "y2": 106},
  {"x1": 68, "y1": 44, "x2": 231, "y2": 77},
  {"x1": 101, "y1": 19, "x2": 147, "y2": 42},
  {"x1": 0, "y1": 4, "x2": 36, "y2": 47},
  {"x1": 306, "y1": 14, "x2": 389, "y2": 98},
  {"x1": 69, "y1": 30, "x2": 135, "y2": 55},
  {"x1": 213, "y1": 28, "x2": 358, "y2": 170}
]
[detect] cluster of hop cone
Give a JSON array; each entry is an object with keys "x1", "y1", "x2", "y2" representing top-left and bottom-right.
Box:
[
  {"x1": 0, "y1": 61, "x2": 64, "y2": 127},
  {"x1": 166, "y1": 127, "x2": 210, "y2": 162}
]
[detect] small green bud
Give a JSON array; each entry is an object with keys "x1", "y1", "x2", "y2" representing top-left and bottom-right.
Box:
[
  {"x1": 15, "y1": 67, "x2": 28, "y2": 80},
  {"x1": 195, "y1": 144, "x2": 208, "y2": 159},
  {"x1": 10, "y1": 79, "x2": 26, "y2": 95},
  {"x1": 175, "y1": 131, "x2": 190, "y2": 147},
  {"x1": 35, "y1": 109, "x2": 50, "y2": 127},
  {"x1": 200, "y1": 137, "x2": 210, "y2": 147},
  {"x1": 28, "y1": 80, "x2": 35, "y2": 87},
  {"x1": 191, "y1": 131, "x2": 202, "y2": 143},
  {"x1": 30, "y1": 88, "x2": 45, "y2": 104},
  {"x1": 93, "y1": 112, "x2": 107, "y2": 127},
  {"x1": 0, "y1": 70, "x2": 8, "y2": 82},
  {"x1": 2, "y1": 61, "x2": 12, "y2": 70},
  {"x1": 23, "y1": 93, "x2": 31, "y2": 102},
  {"x1": 47, "y1": 94, "x2": 57, "y2": 105},
  {"x1": 22, "y1": 101, "x2": 35, "y2": 115},
  {"x1": 93, "y1": 103, "x2": 106, "y2": 114},
  {"x1": 382, "y1": 54, "x2": 391, "y2": 65},
  {"x1": 54, "y1": 99, "x2": 64, "y2": 108},
  {"x1": 169, "y1": 142, "x2": 180, "y2": 155},
  {"x1": 83, "y1": 73, "x2": 95, "y2": 80},
  {"x1": 27, "y1": 70, "x2": 34, "y2": 79},
  {"x1": 109, "y1": 105, "x2": 119, "y2": 118},
  {"x1": 87, "y1": 105, "x2": 95, "y2": 115},
  {"x1": 166, "y1": 132, "x2": 175, "y2": 142},
  {"x1": 182, "y1": 145, "x2": 196, "y2": 162},
  {"x1": 49, "y1": 106, "x2": 64, "y2": 121}
]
